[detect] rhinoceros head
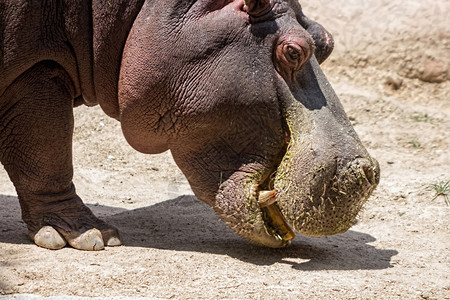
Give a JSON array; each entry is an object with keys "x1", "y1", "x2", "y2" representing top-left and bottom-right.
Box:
[{"x1": 118, "y1": 0, "x2": 380, "y2": 247}]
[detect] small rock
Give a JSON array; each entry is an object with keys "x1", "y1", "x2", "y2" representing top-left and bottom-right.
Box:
[
  {"x1": 419, "y1": 58, "x2": 447, "y2": 83},
  {"x1": 385, "y1": 75, "x2": 403, "y2": 90}
]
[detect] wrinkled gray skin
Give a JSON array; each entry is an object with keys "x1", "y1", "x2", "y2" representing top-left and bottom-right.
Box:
[{"x1": 0, "y1": 0, "x2": 379, "y2": 250}]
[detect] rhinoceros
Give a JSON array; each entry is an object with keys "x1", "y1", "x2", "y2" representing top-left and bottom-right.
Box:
[{"x1": 0, "y1": 0, "x2": 379, "y2": 250}]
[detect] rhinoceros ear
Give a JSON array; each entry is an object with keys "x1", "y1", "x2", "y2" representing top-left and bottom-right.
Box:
[{"x1": 243, "y1": 0, "x2": 272, "y2": 17}]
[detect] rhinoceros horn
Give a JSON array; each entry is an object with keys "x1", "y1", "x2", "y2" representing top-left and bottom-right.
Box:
[{"x1": 244, "y1": 0, "x2": 272, "y2": 17}]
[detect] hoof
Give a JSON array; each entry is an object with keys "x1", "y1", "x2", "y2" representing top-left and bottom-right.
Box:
[
  {"x1": 30, "y1": 225, "x2": 122, "y2": 250},
  {"x1": 26, "y1": 198, "x2": 123, "y2": 250},
  {"x1": 106, "y1": 236, "x2": 122, "y2": 246},
  {"x1": 32, "y1": 226, "x2": 67, "y2": 250},
  {"x1": 67, "y1": 228, "x2": 105, "y2": 251},
  {"x1": 102, "y1": 228, "x2": 122, "y2": 247}
]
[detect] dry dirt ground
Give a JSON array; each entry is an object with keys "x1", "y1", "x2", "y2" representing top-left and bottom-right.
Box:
[{"x1": 1, "y1": 1, "x2": 449, "y2": 299}]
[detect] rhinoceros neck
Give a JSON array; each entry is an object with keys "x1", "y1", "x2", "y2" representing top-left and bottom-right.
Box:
[{"x1": 91, "y1": 0, "x2": 145, "y2": 119}]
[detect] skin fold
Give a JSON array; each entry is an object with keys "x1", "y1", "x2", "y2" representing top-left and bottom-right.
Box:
[{"x1": 0, "y1": 0, "x2": 379, "y2": 250}]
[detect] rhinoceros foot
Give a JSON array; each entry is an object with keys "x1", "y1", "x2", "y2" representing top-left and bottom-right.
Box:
[{"x1": 27, "y1": 197, "x2": 122, "y2": 251}]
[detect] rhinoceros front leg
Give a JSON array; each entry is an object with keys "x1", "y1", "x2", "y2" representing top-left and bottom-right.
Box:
[{"x1": 0, "y1": 62, "x2": 121, "y2": 250}]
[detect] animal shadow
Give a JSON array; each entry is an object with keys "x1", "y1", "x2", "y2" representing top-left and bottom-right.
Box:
[
  {"x1": 105, "y1": 195, "x2": 398, "y2": 271},
  {"x1": 0, "y1": 193, "x2": 397, "y2": 270}
]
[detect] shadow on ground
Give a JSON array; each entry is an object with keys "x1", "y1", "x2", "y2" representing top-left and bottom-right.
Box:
[
  {"x1": 1, "y1": 194, "x2": 397, "y2": 271},
  {"x1": 106, "y1": 195, "x2": 398, "y2": 271}
]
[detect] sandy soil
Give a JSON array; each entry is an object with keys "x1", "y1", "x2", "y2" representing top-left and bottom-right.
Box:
[{"x1": 1, "y1": 1, "x2": 449, "y2": 299}]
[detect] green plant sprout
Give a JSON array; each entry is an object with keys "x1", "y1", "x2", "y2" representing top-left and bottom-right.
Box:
[
  {"x1": 410, "y1": 112, "x2": 433, "y2": 123},
  {"x1": 427, "y1": 180, "x2": 450, "y2": 206},
  {"x1": 410, "y1": 139, "x2": 421, "y2": 148}
]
